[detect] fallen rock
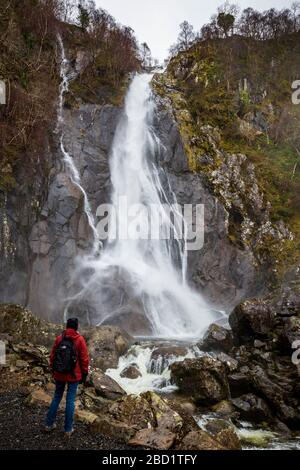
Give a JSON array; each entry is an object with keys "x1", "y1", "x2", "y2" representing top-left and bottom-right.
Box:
[
  {"x1": 85, "y1": 326, "x2": 133, "y2": 371},
  {"x1": 91, "y1": 371, "x2": 126, "y2": 400},
  {"x1": 177, "y1": 430, "x2": 226, "y2": 450},
  {"x1": 228, "y1": 370, "x2": 253, "y2": 397},
  {"x1": 214, "y1": 427, "x2": 241, "y2": 450},
  {"x1": 91, "y1": 394, "x2": 155, "y2": 442},
  {"x1": 12, "y1": 343, "x2": 49, "y2": 368},
  {"x1": 170, "y1": 357, "x2": 230, "y2": 405},
  {"x1": 16, "y1": 360, "x2": 29, "y2": 369},
  {"x1": 202, "y1": 418, "x2": 241, "y2": 450},
  {"x1": 200, "y1": 324, "x2": 234, "y2": 353},
  {"x1": 108, "y1": 395, "x2": 155, "y2": 431},
  {"x1": 212, "y1": 400, "x2": 236, "y2": 417},
  {"x1": 129, "y1": 428, "x2": 176, "y2": 450},
  {"x1": 25, "y1": 387, "x2": 52, "y2": 407},
  {"x1": 215, "y1": 352, "x2": 238, "y2": 372},
  {"x1": 229, "y1": 300, "x2": 275, "y2": 343},
  {"x1": 141, "y1": 391, "x2": 183, "y2": 433},
  {"x1": 75, "y1": 409, "x2": 98, "y2": 425},
  {"x1": 91, "y1": 415, "x2": 138, "y2": 442},
  {"x1": 120, "y1": 364, "x2": 141, "y2": 379},
  {"x1": 231, "y1": 394, "x2": 272, "y2": 423},
  {"x1": 81, "y1": 387, "x2": 110, "y2": 412}
]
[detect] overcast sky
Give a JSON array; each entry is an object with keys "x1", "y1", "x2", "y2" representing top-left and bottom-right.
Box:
[{"x1": 95, "y1": 0, "x2": 293, "y2": 62}]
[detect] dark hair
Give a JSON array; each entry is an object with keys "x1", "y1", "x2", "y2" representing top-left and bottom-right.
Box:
[{"x1": 66, "y1": 318, "x2": 79, "y2": 331}]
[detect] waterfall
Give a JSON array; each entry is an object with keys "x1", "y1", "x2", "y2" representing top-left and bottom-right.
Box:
[
  {"x1": 71, "y1": 73, "x2": 222, "y2": 338},
  {"x1": 56, "y1": 34, "x2": 99, "y2": 255}
]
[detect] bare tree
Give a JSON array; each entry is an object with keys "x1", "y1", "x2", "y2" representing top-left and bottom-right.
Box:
[
  {"x1": 180, "y1": 21, "x2": 195, "y2": 49},
  {"x1": 291, "y1": 2, "x2": 300, "y2": 31}
]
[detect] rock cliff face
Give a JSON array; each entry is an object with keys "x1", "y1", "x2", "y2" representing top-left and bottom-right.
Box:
[
  {"x1": 0, "y1": 42, "x2": 296, "y2": 322},
  {"x1": 152, "y1": 97, "x2": 263, "y2": 310},
  {"x1": 0, "y1": 99, "x2": 123, "y2": 322}
]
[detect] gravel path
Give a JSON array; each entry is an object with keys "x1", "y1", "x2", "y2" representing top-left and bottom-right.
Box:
[{"x1": 0, "y1": 390, "x2": 133, "y2": 450}]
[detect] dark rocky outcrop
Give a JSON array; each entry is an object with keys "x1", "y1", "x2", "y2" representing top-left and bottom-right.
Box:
[
  {"x1": 199, "y1": 324, "x2": 234, "y2": 353},
  {"x1": 231, "y1": 394, "x2": 273, "y2": 423},
  {"x1": 170, "y1": 356, "x2": 230, "y2": 405},
  {"x1": 229, "y1": 299, "x2": 275, "y2": 343}
]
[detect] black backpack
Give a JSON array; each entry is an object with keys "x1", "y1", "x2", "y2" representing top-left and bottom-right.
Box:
[{"x1": 53, "y1": 332, "x2": 77, "y2": 373}]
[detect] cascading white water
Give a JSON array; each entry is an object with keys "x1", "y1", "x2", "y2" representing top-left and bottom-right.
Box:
[
  {"x1": 72, "y1": 73, "x2": 222, "y2": 337},
  {"x1": 56, "y1": 34, "x2": 99, "y2": 255},
  {"x1": 106, "y1": 342, "x2": 203, "y2": 395}
]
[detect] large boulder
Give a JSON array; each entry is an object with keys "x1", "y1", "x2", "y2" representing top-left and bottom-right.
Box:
[
  {"x1": 91, "y1": 394, "x2": 154, "y2": 442},
  {"x1": 120, "y1": 364, "x2": 142, "y2": 379},
  {"x1": 128, "y1": 392, "x2": 183, "y2": 450},
  {"x1": 176, "y1": 430, "x2": 226, "y2": 450},
  {"x1": 250, "y1": 365, "x2": 300, "y2": 427},
  {"x1": 170, "y1": 356, "x2": 230, "y2": 405},
  {"x1": 229, "y1": 300, "x2": 275, "y2": 343},
  {"x1": 84, "y1": 325, "x2": 133, "y2": 371},
  {"x1": 91, "y1": 370, "x2": 126, "y2": 400},
  {"x1": 91, "y1": 392, "x2": 185, "y2": 449},
  {"x1": 231, "y1": 394, "x2": 272, "y2": 423},
  {"x1": 141, "y1": 391, "x2": 183, "y2": 434},
  {"x1": 129, "y1": 428, "x2": 176, "y2": 450},
  {"x1": 228, "y1": 370, "x2": 253, "y2": 397},
  {"x1": 203, "y1": 418, "x2": 241, "y2": 450},
  {"x1": 199, "y1": 324, "x2": 234, "y2": 353}
]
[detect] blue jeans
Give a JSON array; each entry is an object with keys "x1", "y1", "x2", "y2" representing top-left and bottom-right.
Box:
[{"x1": 46, "y1": 380, "x2": 79, "y2": 432}]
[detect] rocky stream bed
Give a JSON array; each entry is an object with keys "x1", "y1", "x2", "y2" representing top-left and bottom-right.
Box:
[{"x1": 0, "y1": 296, "x2": 299, "y2": 451}]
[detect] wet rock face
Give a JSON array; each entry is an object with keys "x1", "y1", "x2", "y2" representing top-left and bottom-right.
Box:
[
  {"x1": 0, "y1": 100, "x2": 122, "y2": 322},
  {"x1": 153, "y1": 100, "x2": 263, "y2": 311},
  {"x1": 170, "y1": 356, "x2": 230, "y2": 405}
]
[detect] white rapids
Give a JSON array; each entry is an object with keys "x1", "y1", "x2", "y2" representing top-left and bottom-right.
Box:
[{"x1": 106, "y1": 341, "x2": 203, "y2": 395}]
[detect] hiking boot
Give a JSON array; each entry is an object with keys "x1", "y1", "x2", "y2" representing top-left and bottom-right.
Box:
[
  {"x1": 64, "y1": 429, "x2": 74, "y2": 439},
  {"x1": 44, "y1": 423, "x2": 57, "y2": 433}
]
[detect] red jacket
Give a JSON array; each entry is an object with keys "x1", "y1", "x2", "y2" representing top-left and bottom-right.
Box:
[{"x1": 50, "y1": 328, "x2": 89, "y2": 383}]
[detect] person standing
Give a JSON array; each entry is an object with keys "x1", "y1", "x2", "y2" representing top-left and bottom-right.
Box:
[{"x1": 45, "y1": 318, "x2": 89, "y2": 437}]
